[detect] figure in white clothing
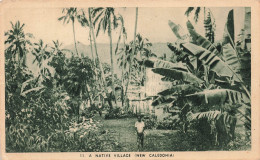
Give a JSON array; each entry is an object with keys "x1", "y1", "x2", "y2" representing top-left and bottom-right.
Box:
[{"x1": 135, "y1": 115, "x2": 145, "y2": 148}]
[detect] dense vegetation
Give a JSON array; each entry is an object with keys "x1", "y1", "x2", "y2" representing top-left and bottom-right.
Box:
[{"x1": 5, "y1": 7, "x2": 251, "y2": 152}]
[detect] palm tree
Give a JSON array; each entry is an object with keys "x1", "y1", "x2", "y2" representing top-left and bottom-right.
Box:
[
  {"x1": 124, "y1": 7, "x2": 139, "y2": 105},
  {"x1": 76, "y1": 9, "x2": 101, "y2": 99},
  {"x1": 115, "y1": 14, "x2": 127, "y2": 107},
  {"x1": 58, "y1": 8, "x2": 79, "y2": 56},
  {"x1": 92, "y1": 7, "x2": 119, "y2": 106},
  {"x1": 5, "y1": 21, "x2": 33, "y2": 66},
  {"x1": 76, "y1": 9, "x2": 104, "y2": 98},
  {"x1": 88, "y1": 8, "x2": 114, "y2": 109}
]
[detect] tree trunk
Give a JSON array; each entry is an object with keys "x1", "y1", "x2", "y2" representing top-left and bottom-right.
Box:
[
  {"x1": 121, "y1": 33, "x2": 125, "y2": 108},
  {"x1": 88, "y1": 8, "x2": 113, "y2": 109},
  {"x1": 89, "y1": 30, "x2": 95, "y2": 63},
  {"x1": 72, "y1": 21, "x2": 79, "y2": 56},
  {"x1": 86, "y1": 83, "x2": 93, "y2": 106},
  {"x1": 78, "y1": 89, "x2": 82, "y2": 123},
  {"x1": 108, "y1": 18, "x2": 117, "y2": 106},
  {"x1": 124, "y1": 7, "x2": 138, "y2": 101},
  {"x1": 115, "y1": 24, "x2": 125, "y2": 108}
]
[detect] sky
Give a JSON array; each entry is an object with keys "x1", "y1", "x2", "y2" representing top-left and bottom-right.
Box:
[{"x1": 4, "y1": 7, "x2": 246, "y2": 46}]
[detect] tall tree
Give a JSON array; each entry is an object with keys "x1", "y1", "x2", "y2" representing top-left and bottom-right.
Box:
[
  {"x1": 76, "y1": 9, "x2": 101, "y2": 104},
  {"x1": 58, "y1": 8, "x2": 79, "y2": 56},
  {"x1": 124, "y1": 7, "x2": 139, "y2": 106},
  {"x1": 115, "y1": 14, "x2": 127, "y2": 107},
  {"x1": 5, "y1": 21, "x2": 33, "y2": 66},
  {"x1": 92, "y1": 7, "x2": 119, "y2": 106},
  {"x1": 88, "y1": 8, "x2": 114, "y2": 109}
]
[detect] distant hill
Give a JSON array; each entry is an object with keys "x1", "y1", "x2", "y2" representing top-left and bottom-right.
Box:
[{"x1": 64, "y1": 42, "x2": 173, "y2": 77}]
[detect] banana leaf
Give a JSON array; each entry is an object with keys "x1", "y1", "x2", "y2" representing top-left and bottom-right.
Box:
[
  {"x1": 187, "y1": 21, "x2": 221, "y2": 57},
  {"x1": 222, "y1": 43, "x2": 241, "y2": 73},
  {"x1": 167, "y1": 43, "x2": 182, "y2": 54},
  {"x1": 152, "y1": 95, "x2": 176, "y2": 106},
  {"x1": 223, "y1": 9, "x2": 234, "y2": 47},
  {"x1": 21, "y1": 86, "x2": 45, "y2": 97},
  {"x1": 152, "y1": 68, "x2": 204, "y2": 84},
  {"x1": 158, "y1": 84, "x2": 201, "y2": 96},
  {"x1": 186, "y1": 89, "x2": 250, "y2": 105},
  {"x1": 143, "y1": 58, "x2": 188, "y2": 71},
  {"x1": 188, "y1": 110, "x2": 221, "y2": 121},
  {"x1": 168, "y1": 20, "x2": 188, "y2": 40},
  {"x1": 168, "y1": 43, "x2": 189, "y2": 62},
  {"x1": 181, "y1": 43, "x2": 241, "y2": 82}
]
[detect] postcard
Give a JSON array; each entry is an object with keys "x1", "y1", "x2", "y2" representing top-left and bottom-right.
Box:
[{"x1": 0, "y1": 0, "x2": 259, "y2": 159}]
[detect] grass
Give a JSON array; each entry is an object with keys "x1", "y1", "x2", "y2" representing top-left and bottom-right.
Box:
[{"x1": 93, "y1": 114, "x2": 251, "y2": 152}]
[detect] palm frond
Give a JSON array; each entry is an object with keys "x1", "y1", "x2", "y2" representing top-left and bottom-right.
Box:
[{"x1": 185, "y1": 7, "x2": 194, "y2": 16}]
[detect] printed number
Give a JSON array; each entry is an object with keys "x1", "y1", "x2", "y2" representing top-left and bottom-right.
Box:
[{"x1": 80, "y1": 154, "x2": 85, "y2": 157}]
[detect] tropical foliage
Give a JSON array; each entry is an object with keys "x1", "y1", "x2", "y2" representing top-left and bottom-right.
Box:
[
  {"x1": 141, "y1": 9, "x2": 251, "y2": 146},
  {"x1": 5, "y1": 7, "x2": 251, "y2": 152},
  {"x1": 5, "y1": 20, "x2": 121, "y2": 152}
]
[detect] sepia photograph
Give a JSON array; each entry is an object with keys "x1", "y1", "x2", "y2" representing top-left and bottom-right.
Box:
[{"x1": 0, "y1": 0, "x2": 259, "y2": 159}]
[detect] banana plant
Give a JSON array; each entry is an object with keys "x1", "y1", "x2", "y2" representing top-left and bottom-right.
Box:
[{"x1": 140, "y1": 9, "x2": 251, "y2": 145}]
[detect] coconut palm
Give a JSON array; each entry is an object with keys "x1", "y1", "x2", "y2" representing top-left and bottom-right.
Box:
[
  {"x1": 58, "y1": 8, "x2": 79, "y2": 56},
  {"x1": 123, "y1": 7, "x2": 139, "y2": 105},
  {"x1": 114, "y1": 14, "x2": 127, "y2": 106},
  {"x1": 92, "y1": 7, "x2": 119, "y2": 105},
  {"x1": 88, "y1": 7, "x2": 114, "y2": 109}
]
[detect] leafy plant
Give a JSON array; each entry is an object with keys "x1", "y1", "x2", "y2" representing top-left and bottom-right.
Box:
[{"x1": 140, "y1": 9, "x2": 251, "y2": 146}]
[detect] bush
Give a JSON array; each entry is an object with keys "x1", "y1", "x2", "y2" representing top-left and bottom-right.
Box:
[
  {"x1": 156, "y1": 116, "x2": 180, "y2": 130},
  {"x1": 104, "y1": 108, "x2": 135, "y2": 119},
  {"x1": 6, "y1": 118, "x2": 122, "y2": 152},
  {"x1": 143, "y1": 115, "x2": 157, "y2": 129},
  {"x1": 48, "y1": 118, "x2": 121, "y2": 152},
  {"x1": 105, "y1": 108, "x2": 122, "y2": 119},
  {"x1": 171, "y1": 129, "x2": 250, "y2": 151}
]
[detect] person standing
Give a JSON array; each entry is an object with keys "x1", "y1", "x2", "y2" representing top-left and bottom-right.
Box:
[
  {"x1": 135, "y1": 115, "x2": 145, "y2": 149},
  {"x1": 98, "y1": 103, "x2": 102, "y2": 117}
]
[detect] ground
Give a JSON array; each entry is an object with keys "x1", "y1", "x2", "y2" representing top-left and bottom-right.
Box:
[
  {"x1": 93, "y1": 113, "x2": 250, "y2": 152},
  {"x1": 94, "y1": 115, "x2": 180, "y2": 152}
]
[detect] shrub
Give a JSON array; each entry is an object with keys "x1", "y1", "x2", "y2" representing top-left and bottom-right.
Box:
[
  {"x1": 6, "y1": 118, "x2": 122, "y2": 152},
  {"x1": 48, "y1": 118, "x2": 121, "y2": 152},
  {"x1": 104, "y1": 108, "x2": 135, "y2": 119},
  {"x1": 143, "y1": 115, "x2": 157, "y2": 129},
  {"x1": 156, "y1": 115, "x2": 180, "y2": 130},
  {"x1": 105, "y1": 108, "x2": 122, "y2": 119}
]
